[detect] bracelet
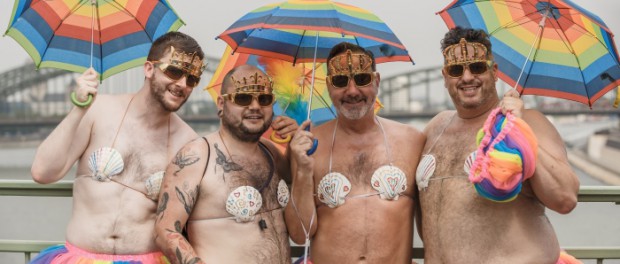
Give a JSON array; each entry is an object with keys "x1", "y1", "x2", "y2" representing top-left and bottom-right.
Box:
[{"x1": 70, "y1": 91, "x2": 93, "y2": 107}]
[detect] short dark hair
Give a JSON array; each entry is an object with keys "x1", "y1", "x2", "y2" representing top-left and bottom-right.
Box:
[
  {"x1": 147, "y1": 31, "x2": 204, "y2": 61},
  {"x1": 326, "y1": 42, "x2": 376, "y2": 74},
  {"x1": 440, "y1": 27, "x2": 492, "y2": 59}
]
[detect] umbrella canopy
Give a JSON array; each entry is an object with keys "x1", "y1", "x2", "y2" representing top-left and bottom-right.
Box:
[
  {"x1": 217, "y1": 0, "x2": 413, "y2": 64},
  {"x1": 5, "y1": 0, "x2": 184, "y2": 81},
  {"x1": 438, "y1": 0, "x2": 620, "y2": 107}
]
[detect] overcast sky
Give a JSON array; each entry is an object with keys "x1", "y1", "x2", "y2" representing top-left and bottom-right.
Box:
[{"x1": 1, "y1": 1, "x2": 619, "y2": 77}]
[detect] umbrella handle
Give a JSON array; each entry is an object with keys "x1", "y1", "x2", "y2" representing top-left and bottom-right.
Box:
[{"x1": 305, "y1": 126, "x2": 318, "y2": 155}]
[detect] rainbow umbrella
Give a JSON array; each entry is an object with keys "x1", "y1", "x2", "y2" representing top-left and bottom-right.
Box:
[
  {"x1": 216, "y1": 0, "x2": 413, "y2": 64},
  {"x1": 5, "y1": 0, "x2": 184, "y2": 81},
  {"x1": 206, "y1": 46, "x2": 382, "y2": 152},
  {"x1": 438, "y1": 0, "x2": 620, "y2": 107}
]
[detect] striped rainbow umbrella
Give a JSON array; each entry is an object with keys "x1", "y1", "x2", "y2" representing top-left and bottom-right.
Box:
[
  {"x1": 438, "y1": 0, "x2": 620, "y2": 107},
  {"x1": 5, "y1": 0, "x2": 184, "y2": 81},
  {"x1": 216, "y1": 0, "x2": 413, "y2": 64}
]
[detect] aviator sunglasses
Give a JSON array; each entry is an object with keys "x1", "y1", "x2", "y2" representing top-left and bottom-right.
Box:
[
  {"x1": 444, "y1": 61, "x2": 493, "y2": 78},
  {"x1": 151, "y1": 62, "x2": 201, "y2": 87},
  {"x1": 328, "y1": 72, "x2": 374, "y2": 88},
  {"x1": 222, "y1": 92, "x2": 275, "y2": 107}
]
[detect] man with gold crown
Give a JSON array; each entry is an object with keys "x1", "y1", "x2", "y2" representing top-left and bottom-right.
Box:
[
  {"x1": 286, "y1": 42, "x2": 426, "y2": 263},
  {"x1": 30, "y1": 32, "x2": 205, "y2": 263},
  {"x1": 155, "y1": 64, "x2": 297, "y2": 264},
  {"x1": 415, "y1": 26, "x2": 581, "y2": 263}
]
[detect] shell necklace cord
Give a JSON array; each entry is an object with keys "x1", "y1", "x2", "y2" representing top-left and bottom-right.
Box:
[{"x1": 218, "y1": 130, "x2": 274, "y2": 229}]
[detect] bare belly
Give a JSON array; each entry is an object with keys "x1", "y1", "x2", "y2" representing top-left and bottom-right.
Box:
[
  {"x1": 187, "y1": 208, "x2": 291, "y2": 264},
  {"x1": 420, "y1": 177, "x2": 560, "y2": 264},
  {"x1": 311, "y1": 197, "x2": 414, "y2": 264},
  {"x1": 66, "y1": 178, "x2": 159, "y2": 254}
]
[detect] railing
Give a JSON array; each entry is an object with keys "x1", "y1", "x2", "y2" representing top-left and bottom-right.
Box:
[{"x1": 1, "y1": 180, "x2": 620, "y2": 263}]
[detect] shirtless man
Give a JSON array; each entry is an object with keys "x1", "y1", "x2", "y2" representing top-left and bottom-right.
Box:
[
  {"x1": 286, "y1": 42, "x2": 426, "y2": 263},
  {"x1": 416, "y1": 27, "x2": 580, "y2": 263},
  {"x1": 155, "y1": 65, "x2": 297, "y2": 264},
  {"x1": 30, "y1": 32, "x2": 204, "y2": 263}
]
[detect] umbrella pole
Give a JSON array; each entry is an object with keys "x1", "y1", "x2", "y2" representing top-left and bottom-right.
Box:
[
  {"x1": 90, "y1": 0, "x2": 95, "y2": 69},
  {"x1": 305, "y1": 31, "x2": 320, "y2": 156},
  {"x1": 513, "y1": 8, "x2": 549, "y2": 93}
]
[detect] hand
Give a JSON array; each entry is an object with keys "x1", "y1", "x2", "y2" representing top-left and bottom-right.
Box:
[
  {"x1": 75, "y1": 68, "x2": 99, "y2": 102},
  {"x1": 271, "y1": 116, "x2": 298, "y2": 141},
  {"x1": 499, "y1": 89, "x2": 524, "y2": 118},
  {"x1": 290, "y1": 120, "x2": 315, "y2": 169}
]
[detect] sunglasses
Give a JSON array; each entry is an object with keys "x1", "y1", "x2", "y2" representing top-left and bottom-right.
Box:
[
  {"x1": 152, "y1": 62, "x2": 201, "y2": 87},
  {"x1": 222, "y1": 92, "x2": 275, "y2": 107},
  {"x1": 444, "y1": 61, "x2": 493, "y2": 78},
  {"x1": 328, "y1": 72, "x2": 374, "y2": 88}
]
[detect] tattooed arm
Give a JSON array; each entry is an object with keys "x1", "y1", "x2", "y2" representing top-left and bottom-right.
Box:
[{"x1": 155, "y1": 138, "x2": 207, "y2": 264}]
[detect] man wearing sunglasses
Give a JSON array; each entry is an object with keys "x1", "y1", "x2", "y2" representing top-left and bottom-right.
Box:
[
  {"x1": 155, "y1": 65, "x2": 298, "y2": 264},
  {"x1": 286, "y1": 42, "x2": 426, "y2": 263},
  {"x1": 30, "y1": 32, "x2": 205, "y2": 264},
  {"x1": 415, "y1": 27, "x2": 580, "y2": 263}
]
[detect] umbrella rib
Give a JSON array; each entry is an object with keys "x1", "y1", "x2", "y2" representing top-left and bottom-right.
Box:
[
  {"x1": 95, "y1": 0, "x2": 103, "y2": 78},
  {"x1": 106, "y1": 0, "x2": 152, "y2": 41},
  {"x1": 292, "y1": 30, "x2": 307, "y2": 66}
]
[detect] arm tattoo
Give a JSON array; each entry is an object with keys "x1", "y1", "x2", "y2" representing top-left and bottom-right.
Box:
[
  {"x1": 175, "y1": 185, "x2": 199, "y2": 215},
  {"x1": 156, "y1": 192, "x2": 169, "y2": 219},
  {"x1": 173, "y1": 150, "x2": 200, "y2": 176},
  {"x1": 166, "y1": 221, "x2": 203, "y2": 264}
]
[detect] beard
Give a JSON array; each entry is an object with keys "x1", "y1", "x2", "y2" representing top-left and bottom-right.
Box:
[
  {"x1": 338, "y1": 94, "x2": 374, "y2": 120},
  {"x1": 150, "y1": 78, "x2": 188, "y2": 112},
  {"x1": 222, "y1": 105, "x2": 273, "y2": 142}
]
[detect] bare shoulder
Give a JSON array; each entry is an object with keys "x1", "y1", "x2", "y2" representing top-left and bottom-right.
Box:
[
  {"x1": 425, "y1": 110, "x2": 455, "y2": 131},
  {"x1": 378, "y1": 117, "x2": 424, "y2": 140},
  {"x1": 312, "y1": 119, "x2": 337, "y2": 140},
  {"x1": 258, "y1": 137, "x2": 286, "y2": 160}
]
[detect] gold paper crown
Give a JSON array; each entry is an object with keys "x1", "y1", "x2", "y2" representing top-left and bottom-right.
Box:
[
  {"x1": 442, "y1": 38, "x2": 488, "y2": 66},
  {"x1": 169, "y1": 46, "x2": 205, "y2": 76},
  {"x1": 230, "y1": 72, "x2": 272, "y2": 93},
  {"x1": 328, "y1": 49, "x2": 373, "y2": 75}
]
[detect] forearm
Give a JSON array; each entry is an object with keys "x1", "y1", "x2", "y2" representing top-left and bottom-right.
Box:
[
  {"x1": 156, "y1": 226, "x2": 205, "y2": 264},
  {"x1": 31, "y1": 107, "x2": 88, "y2": 183},
  {"x1": 284, "y1": 166, "x2": 317, "y2": 244},
  {"x1": 530, "y1": 146, "x2": 579, "y2": 214}
]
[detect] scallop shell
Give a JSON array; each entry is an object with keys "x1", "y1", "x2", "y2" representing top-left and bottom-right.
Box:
[
  {"x1": 88, "y1": 147, "x2": 124, "y2": 181},
  {"x1": 463, "y1": 151, "x2": 477, "y2": 176},
  {"x1": 145, "y1": 171, "x2": 165, "y2": 200},
  {"x1": 415, "y1": 154, "x2": 436, "y2": 191},
  {"x1": 226, "y1": 186, "x2": 263, "y2": 223},
  {"x1": 371, "y1": 165, "x2": 407, "y2": 200},
  {"x1": 317, "y1": 172, "x2": 351, "y2": 208},
  {"x1": 277, "y1": 179, "x2": 290, "y2": 207}
]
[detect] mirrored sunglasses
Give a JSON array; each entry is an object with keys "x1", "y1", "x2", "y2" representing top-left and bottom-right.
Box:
[
  {"x1": 328, "y1": 72, "x2": 374, "y2": 88},
  {"x1": 444, "y1": 61, "x2": 493, "y2": 78},
  {"x1": 152, "y1": 62, "x2": 201, "y2": 87},
  {"x1": 222, "y1": 92, "x2": 274, "y2": 107}
]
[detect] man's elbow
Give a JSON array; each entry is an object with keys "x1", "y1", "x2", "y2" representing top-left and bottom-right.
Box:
[
  {"x1": 549, "y1": 192, "x2": 578, "y2": 214},
  {"x1": 31, "y1": 165, "x2": 56, "y2": 184}
]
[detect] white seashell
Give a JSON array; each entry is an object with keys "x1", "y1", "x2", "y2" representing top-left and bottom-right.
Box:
[
  {"x1": 371, "y1": 165, "x2": 407, "y2": 200},
  {"x1": 88, "y1": 147, "x2": 124, "y2": 181},
  {"x1": 415, "y1": 155, "x2": 436, "y2": 191},
  {"x1": 145, "y1": 171, "x2": 165, "y2": 200},
  {"x1": 226, "y1": 186, "x2": 263, "y2": 223},
  {"x1": 463, "y1": 151, "x2": 477, "y2": 176},
  {"x1": 317, "y1": 172, "x2": 351, "y2": 208},
  {"x1": 277, "y1": 179, "x2": 290, "y2": 207}
]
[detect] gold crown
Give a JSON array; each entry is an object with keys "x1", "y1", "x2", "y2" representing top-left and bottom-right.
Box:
[
  {"x1": 443, "y1": 38, "x2": 488, "y2": 66},
  {"x1": 169, "y1": 46, "x2": 206, "y2": 76},
  {"x1": 230, "y1": 72, "x2": 272, "y2": 93},
  {"x1": 328, "y1": 49, "x2": 373, "y2": 75}
]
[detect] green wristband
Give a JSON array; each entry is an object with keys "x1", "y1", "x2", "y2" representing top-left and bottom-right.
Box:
[{"x1": 70, "y1": 91, "x2": 93, "y2": 107}]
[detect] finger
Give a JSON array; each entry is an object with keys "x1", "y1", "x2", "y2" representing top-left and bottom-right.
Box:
[
  {"x1": 298, "y1": 120, "x2": 312, "y2": 132},
  {"x1": 503, "y1": 89, "x2": 519, "y2": 98}
]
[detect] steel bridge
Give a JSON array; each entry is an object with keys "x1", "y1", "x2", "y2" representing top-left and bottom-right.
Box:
[{"x1": 1, "y1": 59, "x2": 618, "y2": 138}]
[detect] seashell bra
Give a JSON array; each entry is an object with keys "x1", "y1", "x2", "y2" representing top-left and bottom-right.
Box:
[
  {"x1": 317, "y1": 118, "x2": 408, "y2": 208},
  {"x1": 84, "y1": 95, "x2": 169, "y2": 201},
  {"x1": 199, "y1": 139, "x2": 289, "y2": 224},
  {"x1": 415, "y1": 113, "x2": 472, "y2": 191}
]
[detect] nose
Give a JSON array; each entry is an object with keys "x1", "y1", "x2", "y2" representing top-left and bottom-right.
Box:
[
  {"x1": 248, "y1": 95, "x2": 262, "y2": 109},
  {"x1": 461, "y1": 66, "x2": 475, "y2": 82},
  {"x1": 344, "y1": 77, "x2": 362, "y2": 94},
  {"x1": 174, "y1": 74, "x2": 189, "y2": 88}
]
